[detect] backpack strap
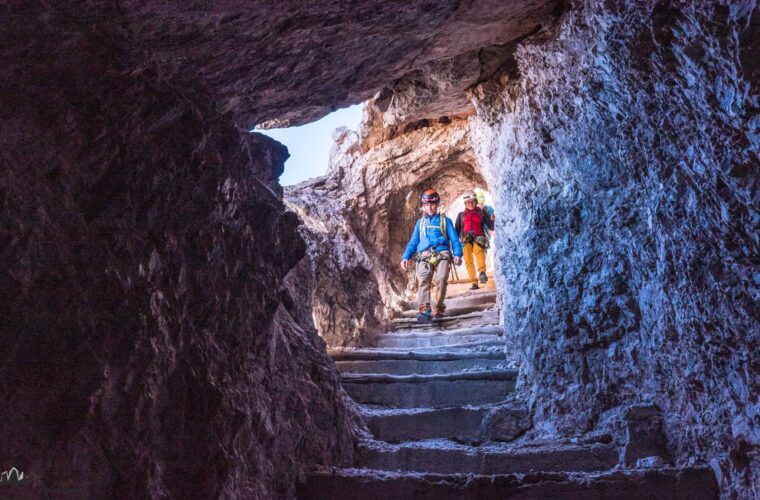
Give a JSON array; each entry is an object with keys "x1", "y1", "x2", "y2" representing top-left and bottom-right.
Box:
[{"x1": 419, "y1": 214, "x2": 449, "y2": 243}]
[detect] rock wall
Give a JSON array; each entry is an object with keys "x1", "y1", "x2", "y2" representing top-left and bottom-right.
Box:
[
  {"x1": 286, "y1": 114, "x2": 487, "y2": 346},
  {"x1": 472, "y1": 1, "x2": 759, "y2": 496},
  {"x1": 0, "y1": 9, "x2": 358, "y2": 499},
  {"x1": 1, "y1": 1, "x2": 562, "y2": 495}
]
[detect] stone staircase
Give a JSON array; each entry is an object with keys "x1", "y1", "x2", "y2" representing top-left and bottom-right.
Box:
[{"x1": 297, "y1": 286, "x2": 717, "y2": 499}]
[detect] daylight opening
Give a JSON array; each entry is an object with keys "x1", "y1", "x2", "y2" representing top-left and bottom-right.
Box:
[{"x1": 255, "y1": 104, "x2": 364, "y2": 186}]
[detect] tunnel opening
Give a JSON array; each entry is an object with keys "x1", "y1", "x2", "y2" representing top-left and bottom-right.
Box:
[
  {"x1": 282, "y1": 103, "x2": 503, "y2": 351},
  {"x1": 3, "y1": 1, "x2": 757, "y2": 498}
]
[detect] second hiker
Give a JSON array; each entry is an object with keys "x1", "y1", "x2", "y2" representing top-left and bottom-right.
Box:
[
  {"x1": 401, "y1": 189, "x2": 463, "y2": 323},
  {"x1": 455, "y1": 190, "x2": 495, "y2": 290}
]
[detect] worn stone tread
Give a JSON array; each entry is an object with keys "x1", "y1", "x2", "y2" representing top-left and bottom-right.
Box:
[
  {"x1": 356, "y1": 439, "x2": 620, "y2": 474},
  {"x1": 362, "y1": 406, "x2": 491, "y2": 443},
  {"x1": 398, "y1": 303, "x2": 496, "y2": 318},
  {"x1": 381, "y1": 324, "x2": 503, "y2": 338},
  {"x1": 336, "y1": 357, "x2": 506, "y2": 376},
  {"x1": 297, "y1": 466, "x2": 718, "y2": 500},
  {"x1": 341, "y1": 369, "x2": 517, "y2": 384},
  {"x1": 392, "y1": 310, "x2": 488, "y2": 326},
  {"x1": 329, "y1": 349, "x2": 505, "y2": 361},
  {"x1": 343, "y1": 377, "x2": 515, "y2": 408}
]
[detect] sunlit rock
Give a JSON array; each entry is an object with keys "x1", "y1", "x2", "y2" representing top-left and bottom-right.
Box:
[{"x1": 286, "y1": 112, "x2": 487, "y2": 346}]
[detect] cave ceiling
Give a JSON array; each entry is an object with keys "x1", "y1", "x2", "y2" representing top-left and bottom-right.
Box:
[{"x1": 113, "y1": 0, "x2": 558, "y2": 128}]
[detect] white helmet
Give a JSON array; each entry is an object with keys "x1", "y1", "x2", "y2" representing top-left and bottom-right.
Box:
[{"x1": 462, "y1": 191, "x2": 478, "y2": 203}]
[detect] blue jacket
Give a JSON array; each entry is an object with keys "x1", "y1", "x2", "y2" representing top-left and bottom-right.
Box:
[{"x1": 402, "y1": 213, "x2": 463, "y2": 260}]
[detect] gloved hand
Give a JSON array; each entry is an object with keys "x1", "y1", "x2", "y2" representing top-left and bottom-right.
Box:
[{"x1": 400, "y1": 259, "x2": 409, "y2": 270}]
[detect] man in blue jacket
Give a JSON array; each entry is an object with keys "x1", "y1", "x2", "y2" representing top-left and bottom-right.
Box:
[{"x1": 401, "y1": 189, "x2": 463, "y2": 322}]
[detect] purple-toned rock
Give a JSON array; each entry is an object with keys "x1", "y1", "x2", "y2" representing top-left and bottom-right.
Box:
[
  {"x1": 471, "y1": 1, "x2": 760, "y2": 497},
  {"x1": 637, "y1": 456, "x2": 667, "y2": 469},
  {"x1": 482, "y1": 400, "x2": 532, "y2": 442},
  {"x1": 622, "y1": 405, "x2": 672, "y2": 467}
]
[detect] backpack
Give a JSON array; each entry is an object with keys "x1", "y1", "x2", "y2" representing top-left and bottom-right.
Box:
[{"x1": 419, "y1": 213, "x2": 448, "y2": 243}]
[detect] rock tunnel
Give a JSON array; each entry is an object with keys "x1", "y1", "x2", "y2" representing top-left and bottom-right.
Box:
[{"x1": 1, "y1": 1, "x2": 759, "y2": 498}]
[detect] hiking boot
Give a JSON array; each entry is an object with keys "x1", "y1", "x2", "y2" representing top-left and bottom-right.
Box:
[
  {"x1": 432, "y1": 308, "x2": 445, "y2": 319},
  {"x1": 416, "y1": 310, "x2": 433, "y2": 323},
  {"x1": 416, "y1": 307, "x2": 433, "y2": 323},
  {"x1": 479, "y1": 272, "x2": 488, "y2": 284},
  {"x1": 469, "y1": 283, "x2": 479, "y2": 290}
]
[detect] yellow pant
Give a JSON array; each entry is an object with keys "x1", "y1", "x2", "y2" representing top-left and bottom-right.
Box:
[{"x1": 462, "y1": 242, "x2": 486, "y2": 284}]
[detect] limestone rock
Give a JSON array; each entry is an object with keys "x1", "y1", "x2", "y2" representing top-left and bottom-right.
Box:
[
  {"x1": 286, "y1": 176, "x2": 385, "y2": 348},
  {"x1": 375, "y1": 32, "x2": 547, "y2": 127},
  {"x1": 637, "y1": 456, "x2": 667, "y2": 469},
  {"x1": 4, "y1": 0, "x2": 760, "y2": 498},
  {"x1": 622, "y1": 405, "x2": 672, "y2": 468},
  {"x1": 482, "y1": 400, "x2": 532, "y2": 442},
  {"x1": 470, "y1": 1, "x2": 760, "y2": 497}
]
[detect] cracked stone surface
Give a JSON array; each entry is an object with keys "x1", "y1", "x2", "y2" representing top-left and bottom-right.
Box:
[
  {"x1": 2, "y1": 0, "x2": 758, "y2": 498},
  {"x1": 470, "y1": 1, "x2": 760, "y2": 496}
]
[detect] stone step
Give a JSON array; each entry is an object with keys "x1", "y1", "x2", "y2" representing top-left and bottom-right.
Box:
[
  {"x1": 356, "y1": 439, "x2": 620, "y2": 475},
  {"x1": 330, "y1": 349, "x2": 505, "y2": 361},
  {"x1": 362, "y1": 406, "x2": 489, "y2": 443},
  {"x1": 361, "y1": 400, "x2": 528, "y2": 444},
  {"x1": 390, "y1": 310, "x2": 499, "y2": 333},
  {"x1": 335, "y1": 352, "x2": 505, "y2": 375},
  {"x1": 403, "y1": 290, "x2": 497, "y2": 317},
  {"x1": 298, "y1": 466, "x2": 718, "y2": 500},
  {"x1": 398, "y1": 302, "x2": 495, "y2": 319},
  {"x1": 377, "y1": 325, "x2": 503, "y2": 349},
  {"x1": 342, "y1": 370, "x2": 517, "y2": 408},
  {"x1": 445, "y1": 274, "x2": 497, "y2": 289}
]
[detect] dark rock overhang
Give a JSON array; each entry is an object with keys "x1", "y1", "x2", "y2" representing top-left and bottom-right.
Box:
[{"x1": 99, "y1": 0, "x2": 559, "y2": 128}]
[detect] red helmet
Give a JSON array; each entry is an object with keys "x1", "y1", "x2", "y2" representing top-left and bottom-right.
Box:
[{"x1": 420, "y1": 189, "x2": 440, "y2": 204}]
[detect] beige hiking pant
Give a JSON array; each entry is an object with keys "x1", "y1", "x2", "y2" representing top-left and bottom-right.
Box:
[{"x1": 416, "y1": 250, "x2": 451, "y2": 313}]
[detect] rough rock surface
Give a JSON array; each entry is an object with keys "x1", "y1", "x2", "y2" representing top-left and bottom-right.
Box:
[
  {"x1": 0, "y1": 9, "x2": 358, "y2": 499},
  {"x1": 470, "y1": 1, "x2": 759, "y2": 496},
  {"x1": 374, "y1": 12, "x2": 557, "y2": 128},
  {"x1": 482, "y1": 400, "x2": 532, "y2": 443},
  {"x1": 4, "y1": 0, "x2": 758, "y2": 498},
  {"x1": 286, "y1": 115, "x2": 486, "y2": 345},
  {"x1": 120, "y1": 0, "x2": 558, "y2": 128},
  {"x1": 286, "y1": 169, "x2": 385, "y2": 348}
]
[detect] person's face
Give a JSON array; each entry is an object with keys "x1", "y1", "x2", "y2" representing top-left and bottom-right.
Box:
[
  {"x1": 423, "y1": 202, "x2": 438, "y2": 216},
  {"x1": 465, "y1": 199, "x2": 477, "y2": 210}
]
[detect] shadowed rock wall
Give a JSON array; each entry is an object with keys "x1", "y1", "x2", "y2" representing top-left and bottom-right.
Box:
[
  {"x1": 472, "y1": 1, "x2": 759, "y2": 496},
  {"x1": 1, "y1": 0, "x2": 558, "y2": 495},
  {"x1": 1, "y1": 0, "x2": 555, "y2": 494},
  {"x1": 121, "y1": 0, "x2": 558, "y2": 128},
  {"x1": 0, "y1": 10, "x2": 357, "y2": 499}
]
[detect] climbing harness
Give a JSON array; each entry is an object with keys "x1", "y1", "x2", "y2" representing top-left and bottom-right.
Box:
[
  {"x1": 416, "y1": 248, "x2": 449, "y2": 267},
  {"x1": 475, "y1": 235, "x2": 490, "y2": 249}
]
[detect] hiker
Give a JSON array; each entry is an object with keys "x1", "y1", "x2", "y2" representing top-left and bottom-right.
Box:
[
  {"x1": 455, "y1": 190, "x2": 495, "y2": 290},
  {"x1": 400, "y1": 189, "x2": 463, "y2": 323},
  {"x1": 477, "y1": 190, "x2": 495, "y2": 235}
]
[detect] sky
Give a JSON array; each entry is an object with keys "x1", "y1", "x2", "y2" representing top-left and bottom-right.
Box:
[{"x1": 256, "y1": 104, "x2": 364, "y2": 186}]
